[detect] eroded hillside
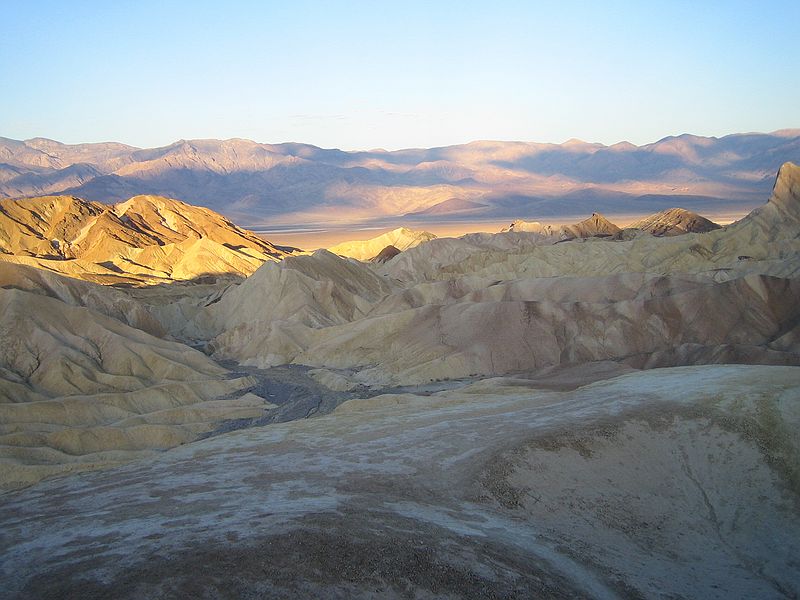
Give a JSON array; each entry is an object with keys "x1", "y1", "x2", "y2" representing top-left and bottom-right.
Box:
[
  {"x1": 0, "y1": 194, "x2": 295, "y2": 285},
  {"x1": 193, "y1": 163, "x2": 800, "y2": 387}
]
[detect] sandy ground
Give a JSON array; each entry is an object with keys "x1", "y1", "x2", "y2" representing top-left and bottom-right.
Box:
[{"x1": 1, "y1": 364, "x2": 798, "y2": 599}]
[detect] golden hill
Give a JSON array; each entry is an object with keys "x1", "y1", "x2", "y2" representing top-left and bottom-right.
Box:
[
  {"x1": 0, "y1": 194, "x2": 296, "y2": 285},
  {"x1": 630, "y1": 207, "x2": 721, "y2": 236},
  {"x1": 327, "y1": 227, "x2": 436, "y2": 261}
]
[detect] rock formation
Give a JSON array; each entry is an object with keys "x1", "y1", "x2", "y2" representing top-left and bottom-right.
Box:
[
  {"x1": 559, "y1": 212, "x2": 621, "y2": 239},
  {"x1": 370, "y1": 244, "x2": 401, "y2": 263},
  {"x1": 630, "y1": 207, "x2": 721, "y2": 236}
]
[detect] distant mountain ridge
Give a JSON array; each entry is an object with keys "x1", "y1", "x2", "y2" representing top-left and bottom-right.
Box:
[{"x1": 1, "y1": 131, "x2": 798, "y2": 225}]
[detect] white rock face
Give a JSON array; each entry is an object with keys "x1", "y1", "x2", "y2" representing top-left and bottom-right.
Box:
[{"x1": 501, "y1": 219, "x2": 557, "y2": 234}]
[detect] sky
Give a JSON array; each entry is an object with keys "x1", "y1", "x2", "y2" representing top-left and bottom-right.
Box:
[{"x1": 1, "y1": 0, "x2": 798, "y2": 150}]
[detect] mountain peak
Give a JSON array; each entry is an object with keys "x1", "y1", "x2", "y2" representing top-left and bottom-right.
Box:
[
  {"x1": 768, "y1": 162, "x2": 800, "y2": 215},
  {"x1": 561, "y1": 212, "x2": 621, "y2": 239}
]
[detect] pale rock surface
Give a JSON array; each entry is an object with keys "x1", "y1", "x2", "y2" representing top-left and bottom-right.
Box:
[
  {"x1": 206, "y1": 250, "x2": 392, "y2": 366},
  {"x1": 300, "y1": 273, "x2": 800, "y2": 384},
  {"x1": 501, "y1": 219, "x2": 557, "y2": 235}
]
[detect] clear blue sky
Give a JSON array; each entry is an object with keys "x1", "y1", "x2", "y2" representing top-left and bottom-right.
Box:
[{"x1": 1, "y1": 0, "x2": 797, "y2": 150}]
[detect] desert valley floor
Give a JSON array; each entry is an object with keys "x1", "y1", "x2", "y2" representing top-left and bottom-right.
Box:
[{"x1": 1, "y1": 163, "x2": 799, "y2": 598}]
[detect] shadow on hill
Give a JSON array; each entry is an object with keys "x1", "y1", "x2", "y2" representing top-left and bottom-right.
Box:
[{"x1": 109, "y1": 271, "x2": 247, "y2": 290}]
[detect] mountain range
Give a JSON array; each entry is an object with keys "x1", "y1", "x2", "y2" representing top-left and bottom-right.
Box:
[{"x1": 2, "y1": 131, "x2": 798, "y2": 227}]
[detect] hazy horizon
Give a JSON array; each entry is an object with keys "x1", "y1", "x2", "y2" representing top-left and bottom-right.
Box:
[{"x1": 2, "y1": 1, "x2": 798, "y2": 151}]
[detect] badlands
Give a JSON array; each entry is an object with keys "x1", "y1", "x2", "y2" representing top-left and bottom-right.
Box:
[{"x1": 1, "y1": 163, "x2": 800, "y2": 598}]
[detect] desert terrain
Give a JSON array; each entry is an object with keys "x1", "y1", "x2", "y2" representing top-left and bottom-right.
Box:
[{"x1": 0, "y1": 160, "x2": 799, "y2": 598}]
